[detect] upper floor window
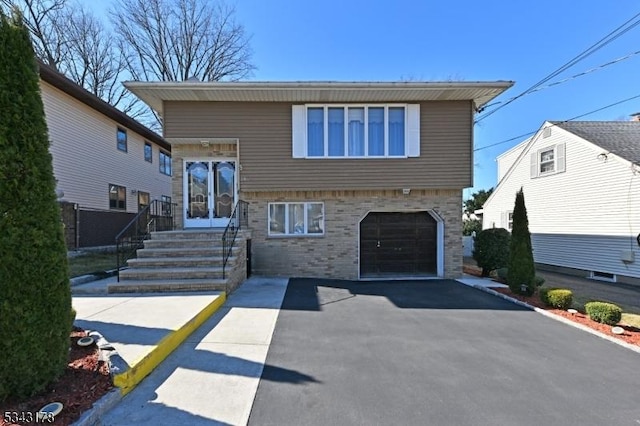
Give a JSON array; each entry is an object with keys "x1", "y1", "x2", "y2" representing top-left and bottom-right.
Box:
[
  {"x1": 530, "y1": 143, "x2": 565, "y2": 178},
  {"x1": 109, "y1": 184, "x2": 126, "y2": 210},
  {"x1": 159, "y1": 151, "x2": 172, "y2": 176},
  {"x1": 292, "y1": 104, "x2": 420, "y2": 159},
  {"x1": 539, "y1": 149, "x2": 554, "y2": 174},
  {"x1": 117, "y1": 128, "x2": 127, "y2": 152},
  {"x1": 268, "y1": 202, "x2": 324, "y2": 236},
  {"x1": 144, "y1": 142, "x2": 152, "y2": 162},
  {"x1": 507, "y1": 211, "x2": 513, "y2": 231}
]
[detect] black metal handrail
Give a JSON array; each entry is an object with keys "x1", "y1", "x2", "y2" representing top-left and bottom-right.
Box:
[
  {"x1": 115, "y1": 199, "x2": 177, "y2": 281},
  {"x1": 222, "y1": 200, "x2": 249, "y2": 279}
]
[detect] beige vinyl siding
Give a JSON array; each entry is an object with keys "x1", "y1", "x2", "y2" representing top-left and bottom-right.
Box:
[
  {"x1": 164, "y1": 100, "x2": 473, "y2": 191},
  {"x1": 42, "y1": 81, "x2": 171, "y2": 212},
  {"x1": 483, "y1": 123, "x2": 640, "y2": 278}
]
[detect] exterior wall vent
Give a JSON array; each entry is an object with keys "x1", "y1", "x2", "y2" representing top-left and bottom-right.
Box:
[{"x1": 542, "y1": 127, "x2": 552, "y2": 138}]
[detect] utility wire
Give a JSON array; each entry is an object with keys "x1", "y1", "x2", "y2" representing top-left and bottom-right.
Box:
[
  {"x1": 475, "y1": 11, "x2": 640, "y2": 123},
  {"x1": 481, "y1": 49, "x2": 640, "y2": 110},
  {"x1": 474, "y1": 92, "x2": 640, "y2": 152}
]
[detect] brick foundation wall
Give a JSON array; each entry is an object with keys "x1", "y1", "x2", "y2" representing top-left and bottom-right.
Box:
[{"x1": 242, "y1": 189, "x2": 462, "y2": 280}]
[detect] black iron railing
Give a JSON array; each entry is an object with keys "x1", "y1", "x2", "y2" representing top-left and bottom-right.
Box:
[
  {"x1": 115, "y1": 199, "x2": 176, "y2": 281},
  {"x1": 222, "y1": 200, "x2": 249, "y2": 279}
]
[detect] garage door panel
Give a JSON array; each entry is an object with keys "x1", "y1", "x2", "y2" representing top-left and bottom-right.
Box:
[{"x1": 360, "y1": 212, "x2": 437, "y2": 276}]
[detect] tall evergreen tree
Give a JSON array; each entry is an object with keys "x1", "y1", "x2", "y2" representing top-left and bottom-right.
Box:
[
  {"x1": 0, "y1": 9, "x2": 71, "y2": 400},
  {"x1": 507, "y1": 188, "x2": 536, "y2": 296}
]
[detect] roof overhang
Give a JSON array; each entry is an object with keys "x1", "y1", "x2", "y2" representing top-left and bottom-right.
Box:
[{"x1": 124, "y1": 80, "x2": 514, "y2": 117}]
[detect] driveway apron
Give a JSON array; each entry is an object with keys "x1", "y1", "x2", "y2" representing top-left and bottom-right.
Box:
[{"x1": 248, "y1": 279, "x2": 640, "y2": 426}]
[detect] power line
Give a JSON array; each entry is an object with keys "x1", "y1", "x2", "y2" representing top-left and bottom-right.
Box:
[
  {"x1": 481, "y1": 49, "x2": 640, "y2": 110},
  {"x1": 474, "y1": 92, "x2": 640, "y2": 152},
  {"x1": 475, "y1": 11, "x2": 640, "y2": 123}
]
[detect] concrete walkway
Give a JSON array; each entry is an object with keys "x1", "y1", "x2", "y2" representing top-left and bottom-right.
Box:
[{"x1": 100, "y1": 277, "x2": 288, "y2": 426}]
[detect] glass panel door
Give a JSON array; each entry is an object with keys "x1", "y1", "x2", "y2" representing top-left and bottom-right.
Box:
[
  {"x1": 212, "y1": 161, "x2": 235, "y2": 227},
  {"x1": 184, "y1": 159, "x2": 236, "y2": 228}
]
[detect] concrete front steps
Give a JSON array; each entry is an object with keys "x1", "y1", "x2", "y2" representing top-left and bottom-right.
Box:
[{"x1": 111, "y1": 229, "x2": 250, "y2": 294}]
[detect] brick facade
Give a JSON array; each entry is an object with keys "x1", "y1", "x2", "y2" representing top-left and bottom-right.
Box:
[
  {"x1": 171, "y1": 144, "x2": 463, "y2": 280},
  {"x1": 242, "y1": 189, "x2": 463, "y2": 280}
]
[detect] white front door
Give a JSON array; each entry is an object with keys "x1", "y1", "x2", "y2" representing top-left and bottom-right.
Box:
[{"x1": 184, "y1": 159, "x2": 236, "y2": 228}]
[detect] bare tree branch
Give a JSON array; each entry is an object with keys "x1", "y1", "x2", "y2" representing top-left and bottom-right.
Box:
[{"x1": 111, "y1": 0, "x2": 255, "y2": 82}]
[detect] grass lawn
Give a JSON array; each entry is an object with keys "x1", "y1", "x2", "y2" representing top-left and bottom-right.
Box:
[
  {"x1": 68, "y1": 252, "x2": 116, "y2": 278},
  {"x1": 622, "y1": 313, "x2": 640, "y2": 328}
]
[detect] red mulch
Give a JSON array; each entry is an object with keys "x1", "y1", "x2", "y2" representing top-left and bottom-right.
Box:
[
  {"x1": 0, "y1": 328, "x2": 114, "y2": 426},
  {"x1": 463, "y1": 264, "x2": 640, "y2": 346},
  {"x1": 492, "y1": 287, "x2": 640, "y2": 347}
]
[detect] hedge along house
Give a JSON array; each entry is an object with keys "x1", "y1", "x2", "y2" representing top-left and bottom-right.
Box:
[{"x1": 123, "y1": 81, "x2": 513, "y2": 284}]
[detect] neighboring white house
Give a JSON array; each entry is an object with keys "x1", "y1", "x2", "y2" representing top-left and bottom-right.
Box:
[
  {"x1": 39, "y1": 62, "x2": 172, "y2": 248},
  {"x1": 482, "y1": 119, "x2": 640, "y2": 285}
]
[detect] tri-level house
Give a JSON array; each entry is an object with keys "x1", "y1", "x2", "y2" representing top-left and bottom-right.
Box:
[
  {"x1": 117, "y1": 80, "x2": 512, "y2": 291},
  {"x1": 39, "y1": 62, "x2": 172, "y2": 249},
  {"x1": 482, "y1": 119, "x2": 640, "y2": 286}
]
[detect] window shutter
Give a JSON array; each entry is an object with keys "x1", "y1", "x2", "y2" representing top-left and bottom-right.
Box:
[
  {"x1": 501, "y1": 211, "x2": 507, "y2": 228},
  {"x1": 530, "y1": 152, "x2": 538, "y2": 178},
  {"x1": 556, "y1": 143, "x2": 566, "y2": 173},
  {"x1": 292, "y1": 105, "x2": 306, "y2": 158},
  {"x1": 407, "y1": 104, "x2": 420, "y2": 157}
]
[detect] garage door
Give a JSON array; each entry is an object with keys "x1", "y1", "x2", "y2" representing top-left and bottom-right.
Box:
[{"x1": 360, "y1": 212, "x2": 437, "y2": 276}]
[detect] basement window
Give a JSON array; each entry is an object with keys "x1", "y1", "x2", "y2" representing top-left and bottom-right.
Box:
[{"x1": 589, "y1": 271, "x2": 616, "y2": 283}]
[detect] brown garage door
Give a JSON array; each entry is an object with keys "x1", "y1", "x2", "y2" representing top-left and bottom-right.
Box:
[{"x1": 360, "y1": 212, "x2": 437, "y2": 276}]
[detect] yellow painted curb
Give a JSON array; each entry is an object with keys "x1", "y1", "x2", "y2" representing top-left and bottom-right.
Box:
[{"x1": 113, "y1": 292, "x2": 227, "y2": 395}]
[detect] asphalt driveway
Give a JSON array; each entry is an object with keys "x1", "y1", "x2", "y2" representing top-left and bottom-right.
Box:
[{"x1": 248, "y1": 279, "x2": 640, "y2": 426}]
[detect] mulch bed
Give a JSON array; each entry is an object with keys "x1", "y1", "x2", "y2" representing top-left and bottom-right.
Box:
[
  {"x1": 492, "y1": 287, "x2": 640, "y2": 347},
  {"x1": 0, "y1": 327, "x2": 114, "y2": 426},
  {"x1": 463, "y1": 264, "x2": 640, "y2": 346}
]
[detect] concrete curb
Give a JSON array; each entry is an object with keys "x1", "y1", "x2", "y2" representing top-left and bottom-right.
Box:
[
  {"x1": 457, "y1": 280, "x2": 640, "y2": 355},
  {"x1": 70, "y1": 269, "x2": 118, "y2": 287},
  {"x1": 71, "y1": 330, "x2": 123, "y2": 426},
  {"x1": 112, "y1": 292, "x2": 227, "y2": 395}
]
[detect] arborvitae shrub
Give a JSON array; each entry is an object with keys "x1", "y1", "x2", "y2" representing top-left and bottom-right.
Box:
[
  {"x1": 0, "y1": 11, "x2": 72, "y2": 401},
  {"x1": 507, "y1": 189, "x2": 536, "y2": 296}
]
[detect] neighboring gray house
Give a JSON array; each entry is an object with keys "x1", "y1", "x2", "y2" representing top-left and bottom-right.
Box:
[
  {"x1": 39, "y1": 62, "x2": 172, "y2": 248},
  {"x1": 124, "y1": 80, "x2": 513, "y2": 281},
  {"x1": 483, "y1": 119, "x2": 640, "y2": 285}
]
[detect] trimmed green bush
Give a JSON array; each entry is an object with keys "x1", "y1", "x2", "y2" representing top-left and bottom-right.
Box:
[
  {"x1": 507, "y1": 189, "x2": 536, "y2": 296},
  {"x1": 533, "y1": 275, "x2": 545, "y2": 287},
  {"x1": 585, "y1": 302, "x2": 622, "y2": 326},
  {"x1": 496, "y1": 267, "x2": 509, "y2": 281},
  {"x1": 0, "y1": 11, "x2": 72, "y2": 401},
  {"x1": 539, "y1": 288, "x2": 573, "y2": 310},
  {"x1": 472, "y1": 228, "x2": 511, "y2": 276}
]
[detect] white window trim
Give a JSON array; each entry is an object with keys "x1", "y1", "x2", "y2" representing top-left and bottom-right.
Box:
[
  {"x1": 539, "y1": 147, "x2": 555, "y2": 175},
  {"x1": 268, "y1": 202, "x2": 325, "y2": 237},
  {"x1": 292, "y1": 104, "x2": 420, "y2": 159},
  {"x1": 530, "y1": 143, "x2": 565, "y2": 178}
]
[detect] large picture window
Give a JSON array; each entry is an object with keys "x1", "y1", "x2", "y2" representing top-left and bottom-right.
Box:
[
  {"x1": 305, "y1": 105, "x2": 407, "y2": 158},
  {"x1": 268, "y1": 202, "x2": 324, "y2": 236}
]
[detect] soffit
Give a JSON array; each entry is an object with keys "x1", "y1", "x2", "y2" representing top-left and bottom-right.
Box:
[{"x1": 124, "y1": 81, "x2": 514, "y2": 116}]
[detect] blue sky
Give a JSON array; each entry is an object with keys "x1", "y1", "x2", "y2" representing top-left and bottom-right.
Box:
[{"x1": 86, "y1": 0, "x2": 640, "y2": 199}]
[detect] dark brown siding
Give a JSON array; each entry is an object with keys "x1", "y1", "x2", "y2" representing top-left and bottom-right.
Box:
[{"x1": 164, "y1": 101, "x2": 473, "y2": 191}]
